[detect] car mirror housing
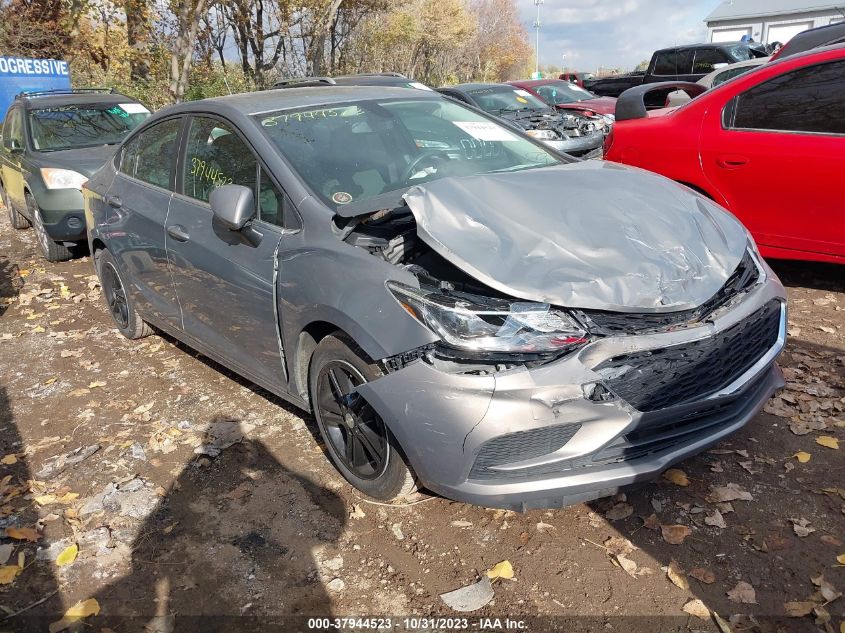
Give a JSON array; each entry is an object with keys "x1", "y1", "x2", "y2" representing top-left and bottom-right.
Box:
[{"x1": 209, "y1": 184, "x2": 255, "y2": 231}]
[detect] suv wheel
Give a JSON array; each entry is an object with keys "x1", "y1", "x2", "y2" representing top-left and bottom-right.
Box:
[
  {"x1": 95, "y1": 249, "x2": 152, "y2": 339},
  {"x1": 309, "y1": 333, "x2": 417, "y2": 501},
  {"x1": 2, "y1": 185, "x2": 29, "y2": 229},
  {"x1": 27, "y1": 193, "x2": 72, "y2": 262}
]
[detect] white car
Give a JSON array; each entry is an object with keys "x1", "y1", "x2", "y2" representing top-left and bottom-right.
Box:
[{"x1": 665, "y1": 57, "x2": 770, "y2": 107}]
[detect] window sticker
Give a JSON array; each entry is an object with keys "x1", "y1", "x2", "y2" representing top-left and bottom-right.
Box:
[
  {"x1": 513, "y1": 89, "x2": 533, "y2": 97},
  {"x1": 260, "y1": 106, "x2": 362, "y2": 127},
  {"x1": 118, "y1": 103, "x2": 150, "y2": 114},
  {"x1": 452, "y1": 121, "x2": 519, "y2": 142},
  {"x1": 331, "y1": 191, "x2": 353, "y2": 204},
  {"x1": 190, "y1": 157, "x2": 233, "y2": 188}
]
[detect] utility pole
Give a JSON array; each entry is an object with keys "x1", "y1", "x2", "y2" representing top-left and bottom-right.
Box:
[{"x1": 533, "y1": 0, "x2": 543, "y2": 78}]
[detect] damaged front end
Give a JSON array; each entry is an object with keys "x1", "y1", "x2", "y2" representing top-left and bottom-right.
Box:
[
  {"x1": 332, "y1": 164, "x2": 787, "y2": 510},
  {"x1": 505, "y1": 109, "x2": 607, "y2": 157}
]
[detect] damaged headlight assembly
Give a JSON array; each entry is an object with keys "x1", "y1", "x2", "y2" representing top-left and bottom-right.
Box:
[
  {"x1": 525, "y1": 129, "x2": 559, "y2": 141},
  {"x1": 387, "y1": 281, "x2": 588, "y2": 357}
]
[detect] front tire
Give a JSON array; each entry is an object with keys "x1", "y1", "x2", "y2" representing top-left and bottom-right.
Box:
[
  {"x1": 309, "y1": 333, "x2": 417, "y2": 501},
  {"x1": 95, "y1": 249, "x2": 152, "y2": 340},
  {"x1": 27, "y1": 193, "x2": 71, "y2": 262},
  {"x1": 2, "y1": 185, "x2": 29, "y2": 229}
]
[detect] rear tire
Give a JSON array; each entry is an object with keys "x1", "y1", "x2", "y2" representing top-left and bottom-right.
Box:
[
  {"x1": 2, "y1": 185, "x2": 29, "y2": 229},
  {"x1": 95, "y1": 248, "x2": 152, "y2": 340},
  {"x1": 27, "y1": 193, "x2": 71, "y2": 262},
  {"x1": 309, "y1": 333, "x2": 417, "y2": 501}
]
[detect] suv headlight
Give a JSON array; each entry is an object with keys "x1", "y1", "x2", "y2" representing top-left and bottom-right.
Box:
[
  {"x1": 40, "y1": 168, "x2": 87, "y2": 190},
  {"x1": 525, "y1": 129, "x2": 559, "y2": 141},
  {"x1": 388, "y1": 282, "x2": 588, "y2": 355}
]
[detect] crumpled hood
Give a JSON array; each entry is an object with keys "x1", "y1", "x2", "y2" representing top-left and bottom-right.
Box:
[
  {"x1": 33, "y1": 144, "x2": 118, "y2": 178},
  {"x1": 402, "y1": 161, "x2": 749, "y2": 312}
]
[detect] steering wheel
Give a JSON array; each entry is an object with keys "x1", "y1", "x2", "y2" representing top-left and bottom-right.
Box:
[{"x1": 400, "y1": 150, "x2": 450, "y2": 184}]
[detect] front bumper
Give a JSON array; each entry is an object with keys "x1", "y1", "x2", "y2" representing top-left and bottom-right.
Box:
[
  {"x1": 358, "y1": 275, "x2": 786, "y2": 511},
  {"x1": 35, "y1": 188, "x2": 86, "y2": 241},
  {"x1": 544, "y1": 134, "x2": 604, "y2": 156}
]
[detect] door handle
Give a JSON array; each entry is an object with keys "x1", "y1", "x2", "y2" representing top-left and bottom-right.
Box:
[
  {"x1": 105, "y1": 195, "x2": 122, "y2": 209},
  {"x1": 167, "y1": 224, "x2": 190, "y2": 242},
  {"x1": 716, "y1": 155, "x2": 749, "y2": 169}
]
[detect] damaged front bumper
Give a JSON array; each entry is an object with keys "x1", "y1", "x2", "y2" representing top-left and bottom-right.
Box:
[
  {"x1": 543, "y1": 134, "x2": 604, "y2": 156},
  {"x1": 357, "y1": 279, "x2": 786, "y2": 511}
]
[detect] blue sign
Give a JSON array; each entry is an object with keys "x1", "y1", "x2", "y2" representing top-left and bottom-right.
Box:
[{"x1": 0, "y1": 57, "x2": 71, "y2": 121}]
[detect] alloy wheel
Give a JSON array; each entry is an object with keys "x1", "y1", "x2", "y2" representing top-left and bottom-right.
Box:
[
  {"x1": 315, "y1": 360, "x2": 389, "y2": 480},
  {"x1": 29, "y1": 199, "x2": 51, "y2": 255},
  {"x1": 101, "y1": 262, "x2": 130, "y2": 329}
]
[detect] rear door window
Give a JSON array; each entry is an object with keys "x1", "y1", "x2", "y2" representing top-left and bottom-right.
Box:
[
  {"x1": 4, "y1": 109, "x2": 24, "y2": 149},
  {"x1": 693, "y1": 48, "x2": 727, "y2": 74},
  {"x1": 120, "y1": 118, "x2": 182, "y2": 189},
  {"x1": 653, "y1": 51, "x2": 678, "y2": 75},
  {"x1": 675, "y1": 49, "x2": 695, "y2": 74},
  {"x1": 730, "y1": 60, "x2": 845, "y2": 135}
]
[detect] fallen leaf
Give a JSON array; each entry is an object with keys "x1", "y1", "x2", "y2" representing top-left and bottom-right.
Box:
[
  {"x1": 793, "y1": 451, "x2": 812, "y2": 463},
  {"x1": 790, "y1": 517, "x2": 815, "y2": 538},
  {"x1": 727, "y1": 581, "x2": 757, "y2": 604},
  {"x1": 349, "y1": 504, "x2": 365, "y2": 519},
  {"x1": 613, "y1": 553, "x2": 638, "y2": 577},
  {"x1": 708, "y1": 483, "x2": 754, "y2": 503},
  {"x1": 5, "y1": 526, "x2": 40, "y2": 542},
  {"x1": 87, "y1": 381, "x2": 107, "y2": 389},
  {"x1": 816, "y1": 436, "x2": 839, "y2": 450},
  {"x1": 34, "y1": 494, "x2": 57, "y2": 505},
  {"x1": 0, "y1": 544, "x2": 13, "y2": 565},
  {"x1": 837, "y1": 553, "x2": 845, "y2": 565},
  {"x1": 49, "y1": 598, "x2": 100, "y2": 633},
  {"x1": 0, "y1": 454, "x2": 17, "y2": 465},
  {"x1": 705, "y1": 509, "x2": 728, "y2": 529},
  {"x1": 811, "y1": 574, "x2": 842, "y2": 603},
  {"x1": 486, "y1": 560, "x2": 514, "y2": 581},
  {"x1": 0, "y1": 565, "x2": 20, "y2": 584},
  {"x1": 661, "y1": 524, "x2": 692, "y2": 545},
  {"x1": 663, "y1": 468, "x2": 689, "y2": 487},
  {"x1": 605, "y1": 502, "x2": 633, "y2": 521},
  {"x1": 603, "y1": 536, "x2": 636, "y2": 556},
  {"x1": 667, "y1": 560, "x2": 689, "y2": 590},
  {"x1": 682, "y1": 598, "x2": 710, "y2": 620},
  {"x1": 536, "y1": 521, "x2": 555, "y2": 533},
  {"x1": 784, "y1": 601, "x2": 816, "y2": 617},
  {"x1": 643, "y1": 513, "x2": 661, "y2": 531},
  {"x1": 689, "y1": 567, "x2": 716, "y2": 584},
  {"x1": 56, "y1": 544, "x2": 78, "y2": 567},
  {"x1": 450, "y1": 520, "x2": 473, "y2": 529}
]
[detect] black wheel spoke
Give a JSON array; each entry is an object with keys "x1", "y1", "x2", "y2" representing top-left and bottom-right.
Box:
[
  {"x1": 320, "y1": 410, "x2": 344, "y2": 427},
  {"x1": 353, "y1": 425, "x2": 384, "y2": 464}
]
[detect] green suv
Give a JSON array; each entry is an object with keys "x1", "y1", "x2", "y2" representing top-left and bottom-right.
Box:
[{"x1": 0, "y1": 89, "x2": 149, "y2": 261}]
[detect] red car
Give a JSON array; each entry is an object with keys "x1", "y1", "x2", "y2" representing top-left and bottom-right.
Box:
[
  {"x1": 604, "y1": 44, "x2": 845, "y2": 264},
  {"x1": 508, "y1": 79, "x2": 617, "y2": 120},
  {"x1": 558, "y1": 71, "x2": 595, "y2": 88}
]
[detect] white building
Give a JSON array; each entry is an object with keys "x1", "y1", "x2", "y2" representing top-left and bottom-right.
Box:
[{"x1": 706, "y1": 1, "x2": 845, "y2": 45}]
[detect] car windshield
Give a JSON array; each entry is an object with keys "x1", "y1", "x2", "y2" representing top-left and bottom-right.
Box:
[
  {"x1": 254, "y1": 98, "x2": 563, "y2": 208},
  {"x1": 28, "y1": 103, "x2": 150, "y2": 151},
  {"x1": 466, "y1": 87, "x2": 550, "y2": 113},
  {"x1": 534, "y1": 81, "x2": 596, "y2": 104}
]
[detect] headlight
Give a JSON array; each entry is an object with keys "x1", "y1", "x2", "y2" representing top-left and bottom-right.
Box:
[
  {"x1": 525, "y1": 129, "x2": 559, "y2": 141},
  {"x1": 40, "y1": 168, "x2": 87, "y2": 190},
  {"x1": 388, "y1": 282, "x2": 588, "y2": 355}
]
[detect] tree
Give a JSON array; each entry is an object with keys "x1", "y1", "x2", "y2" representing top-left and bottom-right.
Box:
[
  {"x1": 169, "y1": 0, "x2": 209, "y2": 101},
  {"x1": 124, "y1": 0, "x2": 153, "y2": 80}
]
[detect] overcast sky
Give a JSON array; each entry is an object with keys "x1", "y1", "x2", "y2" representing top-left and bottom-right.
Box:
[{"x1": 519, "y1": 0, "x2": 716, "y2": 73}]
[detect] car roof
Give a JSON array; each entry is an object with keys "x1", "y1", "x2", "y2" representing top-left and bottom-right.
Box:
[
  {"x1": 18, "y1": 92, "x2": 139, "y2": 110},
  {"x1": 655, "y1": 41, "x2": 754, "y2": 53},
  {"x1": 160, "y1": 86, "x2": 443, "y2": 118},
  {"x1": 442, "y1": 83, "x2": 515, "y2": 93}
]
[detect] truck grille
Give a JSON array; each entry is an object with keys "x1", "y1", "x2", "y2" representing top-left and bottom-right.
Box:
[{"x1": 596, "y1": 299, "x2": 781, "y2": 412}]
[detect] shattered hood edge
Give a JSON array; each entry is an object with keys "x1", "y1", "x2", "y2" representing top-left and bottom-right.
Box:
[{"x1": 401, "y1": 163, "x2": 749, "y2": 313}]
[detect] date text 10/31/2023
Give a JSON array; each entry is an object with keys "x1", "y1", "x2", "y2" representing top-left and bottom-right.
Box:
[{"x1": 306, "y1": 618, "x2": 528, "y2": 630}]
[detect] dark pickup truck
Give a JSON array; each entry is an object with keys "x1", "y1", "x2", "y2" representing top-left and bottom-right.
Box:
[{"x1": 584, "y1": 42, "x2": 768, "y2": 99}]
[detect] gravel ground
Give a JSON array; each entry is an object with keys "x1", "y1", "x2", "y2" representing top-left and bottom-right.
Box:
[{"x1": 0, "y1": 207, "x2": 843, "y2": 633}]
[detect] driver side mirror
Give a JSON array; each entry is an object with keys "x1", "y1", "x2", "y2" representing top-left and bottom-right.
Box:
[{"x1": 210, "y1": 184, "x2": 255, "y2": 231}]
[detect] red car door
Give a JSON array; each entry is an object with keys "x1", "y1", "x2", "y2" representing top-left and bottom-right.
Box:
[{"x1": 700, "y1": 57, "x2": 845, "y2": 260}]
